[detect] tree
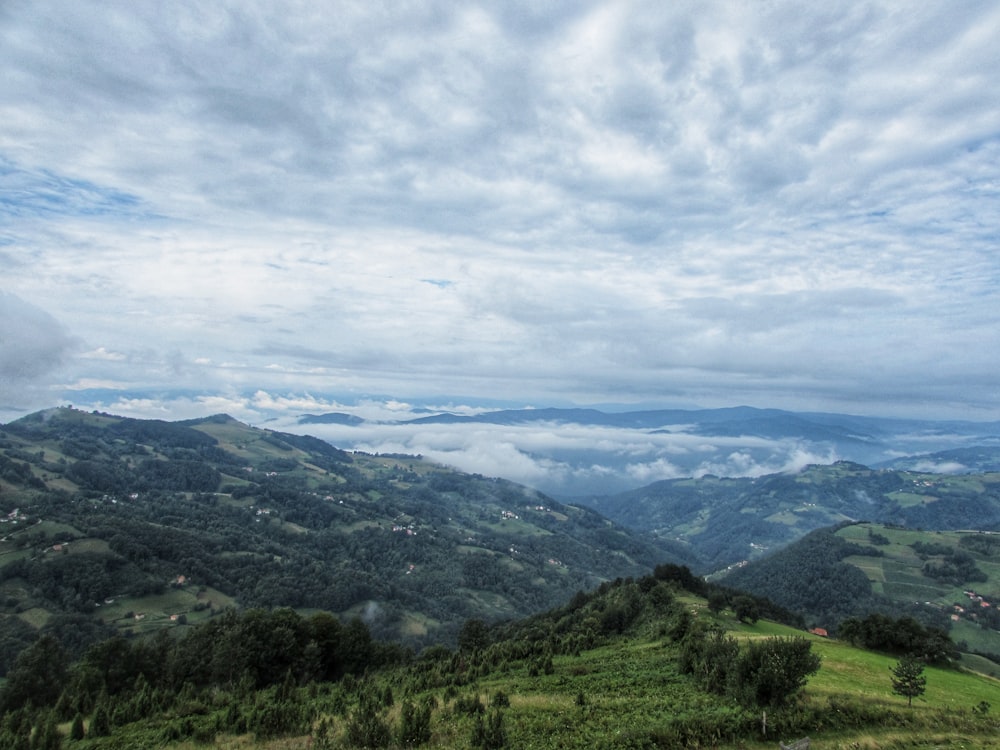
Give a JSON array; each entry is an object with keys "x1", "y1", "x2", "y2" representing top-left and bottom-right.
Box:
[
  {"x1": 729, "y1": 637, "x2": 820, "y2": 708},
  {"x1": 345, "y1": 691, "x2": 391, "y2": 748},
  {"x1": 0, "y1": 635, "x2": 68, "y2": 712},
  {"x1": 70, "y1": 713, "x2": 86, "y2": 741},
  {"x1": 397, "y1": 699, "x2": 432, "y2": 746},
  {"x1": 33, "y1": 711, "x2": 61, "y2": 750},
  {"x1": 458, "y1": 619, "x2": 490, "y2": 655},
  {"x1": 890, "y1": 656, "x2": 926, "y2": 707},
  {"x1": 732, "y1": 595, "x2": 760, "y2": 624},
  {"x1": 471, "y1": 708, "x2": 507, "y2": 750},
  {"x1": 90, "y1": 702, "x2": 111, "y2": 737},
  {"x1": 706, "y1": 591, "x2": 727, "y2": 614}
]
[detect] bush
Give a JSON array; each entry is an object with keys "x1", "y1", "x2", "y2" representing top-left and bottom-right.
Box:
[
  {"x1": 728, "y1": 637, "x2": 820, "y2": 708},
  {"x1": 681, "y1": 627, "x2": 820, "y2": 709},
  {"x1": 397, "y1": 700, "x2": 432, "y2": 746},
  {"x1": 471, "y1": 708, "x2": 507, "y2": 750},
  {"x1": 345, "y1": 693, "x2": 392, "y2": 748},
  {"x1": 453, "y1": 693, "x2": 484, "y2": 717}
]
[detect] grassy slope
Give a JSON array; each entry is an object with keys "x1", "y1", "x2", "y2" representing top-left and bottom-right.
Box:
[
  {"x1": 38, "y1": 576, "x2": 1000, "y2": 748},
  {"x1": 836, "y1": 523, "x2": 1000, "y2": 658},
  {"x1": 441, "y1": 622, "x2": 1000, "y2": 749},
  {"x1": 201, "y1": 611, "x2": 1000, "y2": 750}
]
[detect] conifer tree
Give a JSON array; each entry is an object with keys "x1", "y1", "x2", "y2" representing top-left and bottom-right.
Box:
[
  {"x1": 471, "y1": 708, "x2": 507, "y2": 750},
  {"x1": 397, "y1": 700, "x2": 432, "y2": 746},
  {"x1": 33, "y1": 711, "x2": 62, "y2": 750},
  {"x1": 890, "y1": 656, "x2": 927, "y2": 707},
  {"x1": 70, "y1": 713, "x2": 85, "y2": 741},
  {"x1": 90, "y1": 703, "x2": 110, "y2": 737}
]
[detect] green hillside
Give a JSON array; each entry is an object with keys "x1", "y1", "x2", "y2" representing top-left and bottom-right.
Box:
[
  {"x1": 723, "y1": 521, "x2": 1000, "y2": 666},
  {"x1": 581, "y1": 461, "x2": 1000, "y2": 570},
  {"x1": 3, "y1": 563, "x2": 1000, "y2": 748},
  {"x1": 0, "y1": 407, "x2": 688, "y2": 669}
]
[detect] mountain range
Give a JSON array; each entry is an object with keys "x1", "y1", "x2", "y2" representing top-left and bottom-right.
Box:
[{"x1": 5, "y1": 405, "x2": 1000, "y2": 678}]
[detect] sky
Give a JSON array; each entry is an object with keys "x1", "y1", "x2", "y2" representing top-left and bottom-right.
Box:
[{"x1": 2, "y1": 1, "x2": 1000, "y2": 432}]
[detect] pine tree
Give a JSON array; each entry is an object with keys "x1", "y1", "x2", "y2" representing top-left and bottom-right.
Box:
[
  {"x1": 34, "y1": 710, "x2": 62, "y2": 750},
  {"x1": 312, "y1": 716, "x2": 335, "y2": 750},
  {"x1": 397, "y1": 700, "x2": 432, "y2": 746},
  {"x1": 345, "y1": 691, "x2": 391, "y2": 748},
  {"x1": 471, "y1": 708, "x2": 507, "y2": 750},
  {"x1": 70, "y1": 713, "x2": 85, "y2": 741},
  {"x1": 890, "y1": 656, "x2": 927, "y2": 707},
  {"x1": 90, "y1": 704, "x2": 111, "y2": 737}
]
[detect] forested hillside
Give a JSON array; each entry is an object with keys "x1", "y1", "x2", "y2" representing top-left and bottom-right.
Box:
[
  {"x1": 0, "y1": 407, "x2": 689, "y2": 672},
  {"x1": 723, "y1": 522, "x2": 1000, "y2": 666},
  {"x1": 580, "y1": 461, "x2": 1000, "y2": 569}
]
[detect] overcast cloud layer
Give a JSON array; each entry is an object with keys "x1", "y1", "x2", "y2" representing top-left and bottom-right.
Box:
[{"x1": 2, "y1": 1, "x2": 999, "y2": 426}]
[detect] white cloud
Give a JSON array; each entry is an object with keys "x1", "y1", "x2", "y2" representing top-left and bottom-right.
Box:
[
  {"x1": 910, "y1": 460, "x2": 967, "y2": 474},
  {"x1": 0, "y1": 291, "x2": 76, "y2": 410},
  {"x1": 1, "y1": 1, "x2": 999, "y2": 422},
  {"x1": 81, "y1": 347, "x2": 127, "y2": 361}
]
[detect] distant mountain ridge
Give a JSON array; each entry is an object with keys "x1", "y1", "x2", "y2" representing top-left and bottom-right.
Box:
[{"x1": 304, "y1": 404, "x2": 1000, "y2": 439}]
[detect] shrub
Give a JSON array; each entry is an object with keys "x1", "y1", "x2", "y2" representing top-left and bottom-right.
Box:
[
  {"x1": 728, "y1": 637, "x2": 821, "y2": 708},
  {"x1": 471, "y1": 708, "x2": 507, "y2": 750},
  {"x1": 397, "y1": 699, "x2": 432, "y2": 746}
]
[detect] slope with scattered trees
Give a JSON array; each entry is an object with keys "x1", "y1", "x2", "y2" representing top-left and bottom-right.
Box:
[{"x1": 2, "y1": 562, "x2": 998, "y2": 748}]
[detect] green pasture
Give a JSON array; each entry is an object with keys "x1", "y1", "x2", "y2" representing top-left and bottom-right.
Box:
[
  {"x1": 953, "y1": 619, "x2": 1000, "y2": 658},
  {"x1": 32, "y1": 519, "x2": 83, "y2": 538},
  {"x1": 484, "y1": 517, "x2": 553, "y2": 537},
  {"x1": 98, "y1": 585, "x2": 235, "y2": 634},
  {"x1": 0, "y1": 545, "x2": 32, "y2": 567},
  {"x1": 886, "y1": 490, "x2": 935, "y2": 507},
  {"x1": 15, "y1": 606, "x2": 51, "y2": 629},
  {"x1": 420, "y1": 616, "x2": 1000, "y2": 750},
  {"x1": 59, "y1": 537, "x2": 112, "y2": 555},
  {"x1": 835, "y1": 524, "x2": 1000, "y2": 660}
]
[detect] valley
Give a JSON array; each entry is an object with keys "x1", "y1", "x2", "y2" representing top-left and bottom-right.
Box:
[
  {"x1": 581, "y1": 461, "x2": 1000, "y2": 569},
  {"x1": 0, "y1": 407, "x2": 686, "y2": 667},
  {"x1": 4, "y1": 405, "x2": 1000, "y2": 747}
]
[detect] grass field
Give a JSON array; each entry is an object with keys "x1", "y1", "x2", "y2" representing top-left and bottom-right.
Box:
[
  {"x1": 837, "y1": 523, "x2": 1000, "y2": 659},
  {"x1": 407, "y1": 613, "x2": 1000, "y2": 749},
  {"x1": 96, "y1": 584, "x2": 236, "y2": 635}
]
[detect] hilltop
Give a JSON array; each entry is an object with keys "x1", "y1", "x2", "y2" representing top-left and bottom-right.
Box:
[{"x1": 0, "y1": 407, "x2": 688, "y2": 669}]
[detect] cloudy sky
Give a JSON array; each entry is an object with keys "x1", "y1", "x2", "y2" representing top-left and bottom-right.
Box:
[{"x1": 2, "y1": 1, "x2": 1000, "y2": 428}]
